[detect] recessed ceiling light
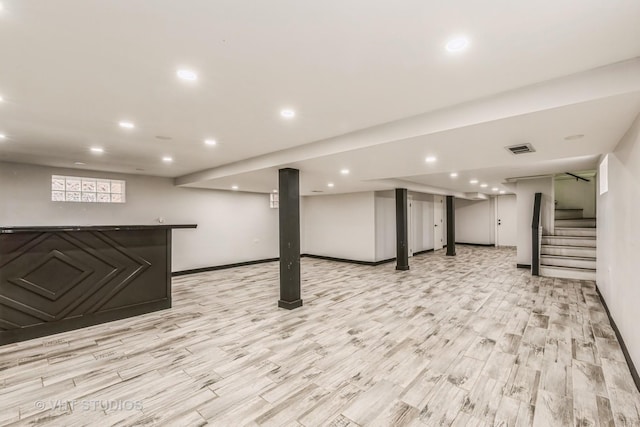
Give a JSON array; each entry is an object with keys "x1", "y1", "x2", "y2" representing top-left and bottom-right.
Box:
[
  {"x1": 162, "y1": 156, "x2": 173, "y2": 163},
  {"x1": 272, "y1": 189, "x2": 278, "y2": 193},
  {"x1": 341, "y1": 169, "x2": 350, "y2": 175},
  {"x1": 0, "y1": 95, "x2": 4, "y2": 102},
  {"x1": 231, "y1": 185, "x2": 239, "y2": 190},
  {"x1": 480, "y1": 183, "x2": 488, "y2": 188},
  {"x1": 492, "y1": 187, "x2": 499, "y2": 192},
  {"x1": 177, "y1": 69, "x2": 198, "y2": 81},
  {"x1": 470, "y1": 179, "x2": 478, "y2": 184},
  {"x1": 204, "y1": 139, "x2": 217, "y2": 146},
  {"x1": 445, "y1": 36, "x2": 469, "y2": 52},
  {"x1": 425, "y1": 156, "x2": 437, "y2": 163},
  {"x1": 74, "y1": 162, "x2": 86, "y2": 166},
  {"x1": 564, "y1": 134, "x2": 585, "y2": 141},
  {"x1": 499, "y1": 190, "x2": 506, "y2": 194},
  {"x1": 119, "y1": 121, "x2": 135, "y2": 129},
  {"x1": 0, "y1": 133, "x2": 6, "y2": 139},
  {"x1": 90, "y1": 147, "x2": 104, "y2": 154},
  {"x1": 450, "y1": 172, "x2": 458, "y2": 178},
  {"x1": 280, "y1": 109, "x2": 296, "y2": 119},
  {"x1": 327, "y1": 183, "x2": 335, "y2": 188}
]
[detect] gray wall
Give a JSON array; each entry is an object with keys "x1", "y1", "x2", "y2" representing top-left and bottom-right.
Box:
[
  {"x1": 597, "y1": 112, "x2": 640, "y2": 373},
  {"x1": 0, "y1": 162, "x2": 279, "y2": 272}
]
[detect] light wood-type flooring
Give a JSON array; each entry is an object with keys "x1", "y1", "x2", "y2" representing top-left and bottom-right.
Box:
[{"x1": 1, "y1": 246, "x2": 639, "y2": 426}]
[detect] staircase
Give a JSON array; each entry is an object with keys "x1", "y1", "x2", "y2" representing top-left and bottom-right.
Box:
[{"x1": 540, "y1": 208, "x2": 596, "y2": 280}]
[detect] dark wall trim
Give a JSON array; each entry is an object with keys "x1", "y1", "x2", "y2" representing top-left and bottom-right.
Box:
[
  {"x1": 413, "y1": 249, "x2": 434, "y2": 256},
  {"x1": 596, "y1": 286, "x2": 640, "y2": 393},
  {"x1": 532, "y1": 192, "x2": 542, "y2": 276},
  {"x1": 172, "y1": 258, "x2": 279, "y2": 277},
  {"x1": 301, "y1": 254, "x2": 395, "y2": 266},
  {"x1": 456, "y1": 242, "x2": 496, "y2": 247},
  {"x1": 517, "y1": 263, "x2": 532, "y2": 269}
]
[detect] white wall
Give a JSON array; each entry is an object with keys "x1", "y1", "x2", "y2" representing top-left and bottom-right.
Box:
[
  {"x1": 0, "y1": 162, "x2": 279, "y2": 272},
  {"x1": 302, "y1": 192, "x2": 376, "y2": 262},
  {"x1": 597, "y1": 113, "x2": 640, "y2": 373},
  {"x1": 374, "y1": 192, "x2": 396, "y2": 261},
  {"x1": 555, "y1": 177, "x2": 597, "y2": 218},
  {"x1": 515, "y1": 177, "x2": 554, "y2": 265},
  {"x1": 455, "y1": 199, "x2": 496, "y2": 245},
  {"x1": 410, "y1": 195, "x2": 435, "y2": 253}
]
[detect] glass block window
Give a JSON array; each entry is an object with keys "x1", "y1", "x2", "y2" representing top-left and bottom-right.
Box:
[
  {"x1": 52, "y1": 175, "x2": 126, "y2": 203},
  {"x1": 270, "y1": 193, "x2": 279, "y2": 209}
]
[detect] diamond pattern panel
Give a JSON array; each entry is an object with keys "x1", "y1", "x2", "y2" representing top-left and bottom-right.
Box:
[{"x1": 0, "y1": 229, "x2": 167, "y2": 335}]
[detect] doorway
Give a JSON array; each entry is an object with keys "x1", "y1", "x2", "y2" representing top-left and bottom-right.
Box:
[
  {"x1": 408, "y1": 196, "x2": 414, "y2": 257},
  {"x1": 434, "y1": 195, "x2": 444, "y2": 250},
  {"x1": 496, "y1": 194, "x2": 517, "y2": 246}
]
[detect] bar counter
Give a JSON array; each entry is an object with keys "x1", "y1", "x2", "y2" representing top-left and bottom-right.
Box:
[{"x1": 0, "y1": 224, "x2": 197, "y2": 345}]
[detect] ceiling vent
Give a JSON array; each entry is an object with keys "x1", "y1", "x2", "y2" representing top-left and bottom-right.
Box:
[
  {"x1": 311, "y1": 190, "x2": 324, "y2": 193},
  {"x1": 505, "y1": 143, "x2": 535, "y2": 155}
]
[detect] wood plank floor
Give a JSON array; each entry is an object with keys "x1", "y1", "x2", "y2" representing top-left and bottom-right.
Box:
[{"x1": 1, "y1": 246, "x2": 639, "y2": 426}]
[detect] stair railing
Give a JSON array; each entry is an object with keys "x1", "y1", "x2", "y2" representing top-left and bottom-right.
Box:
[{"x1": 532, "y1": 192, "x2": 542, "y2": 276}]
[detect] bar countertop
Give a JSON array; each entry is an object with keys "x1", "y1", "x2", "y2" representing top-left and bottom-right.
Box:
[{"x1": 0, "y1": 224, "x2": 198, "y2": 233}]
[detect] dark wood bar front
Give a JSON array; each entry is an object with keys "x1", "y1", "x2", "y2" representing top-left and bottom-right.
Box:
[{"x1": 0, "y1": 224, "x2": 196, "y2": 345}]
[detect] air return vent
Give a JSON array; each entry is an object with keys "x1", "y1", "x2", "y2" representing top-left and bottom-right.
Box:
[{"x1": 505, "y1": 143, "x2": 536, "y2": 155}]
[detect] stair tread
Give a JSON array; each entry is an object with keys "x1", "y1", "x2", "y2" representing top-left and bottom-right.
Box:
[
  {"x1": 543, "y1": 235, "x2": 596, "y2": 239},
  {"x1": 541, "y1": 255, "x2": 596, "y2": 261},
  {"x1": 540, "y1": 264, "x2": 596, "y2": 272},
  {"x1": 541, "y1": 244, "x2": 596, "y2": 249},
  {"x1": 556, "y1": 217, "x2": 596, "y2": 220},
  {"x1": 554, "y1": 227, "x2": 597, "y2": 230},
  {"x1": 556, "y1": 208, "x2": 584, "y2": 210}
]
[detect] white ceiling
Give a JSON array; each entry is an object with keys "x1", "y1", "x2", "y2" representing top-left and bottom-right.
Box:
[{"x1": 1, "y1": 1, "x2": 640, "y2": 196}]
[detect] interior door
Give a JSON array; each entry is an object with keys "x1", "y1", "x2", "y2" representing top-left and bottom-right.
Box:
[
  {"x1": 408, "y1": 197, "x2": 414, "y2": 257},
  {"x1": 496, "y1": 194, "x2": 517, "y2": 246},
  {"x1": 434, "y1": 195, "x2": 444, "y2": 250}
]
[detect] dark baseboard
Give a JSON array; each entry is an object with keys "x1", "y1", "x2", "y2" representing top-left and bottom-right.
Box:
[
  {"x1": 517, "y1": 264, "x2": 531, "y2": 269},
  {"x1": 172, "y1": 258, "x2": 279, "y2": 276},
  {"x1": 301, "y1": 254, "x2": 396, "y2": 266},
  {"x1": 456, "y1": 242, "x2": 496, "y2": 247},
  {"x1": 595, "y1": 286, "x2": 640, "y2": 393},
  {"x1": 413, "y1": 249, "x2": 434, "y2": 256},
  {"x1": 278, "y1": 299, "x2": 303, "y2": 310}
]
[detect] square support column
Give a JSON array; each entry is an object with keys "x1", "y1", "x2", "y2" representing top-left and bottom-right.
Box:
[
  {"x1": 395, "y1": 188, "x2": 409, "y2": 270},
  {"x1": 278, "y1": 168, "x2": 303, "y2": 309},
  {"x1": 446, "y1": 195, "x2": 456, "y2": 256}
]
